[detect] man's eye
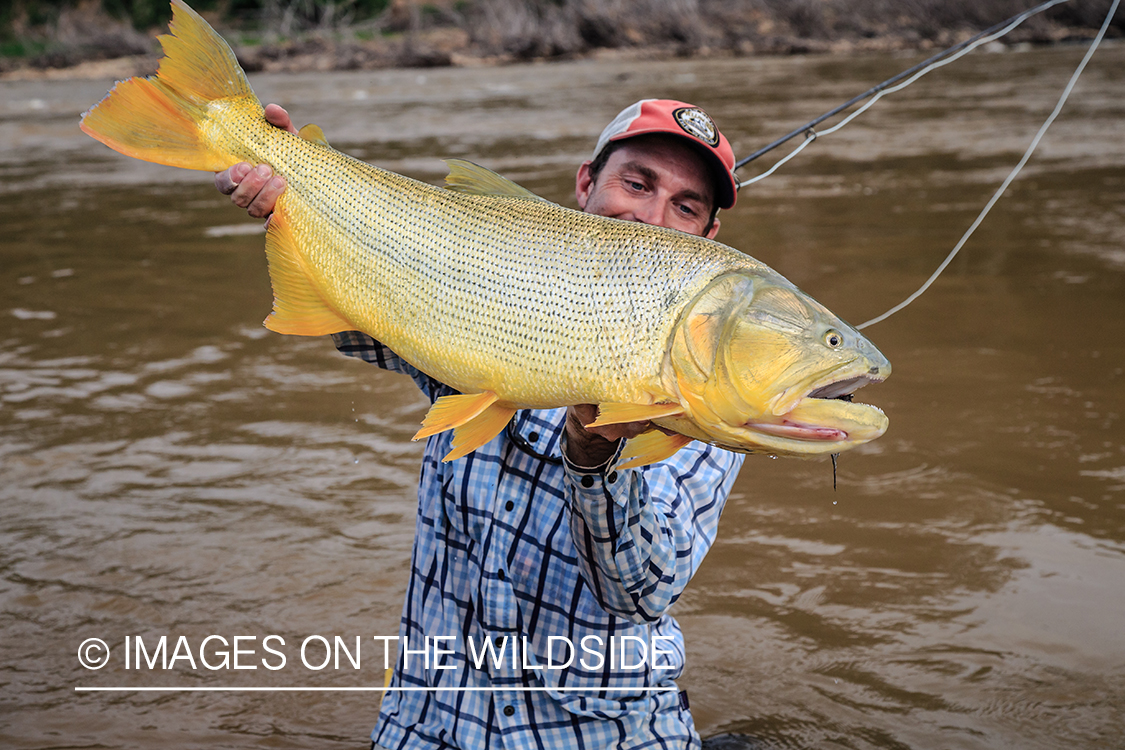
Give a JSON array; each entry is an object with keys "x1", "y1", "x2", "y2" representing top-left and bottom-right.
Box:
[
  {"x1": 626, "y1": 180, "x2": 645, "y2": 191},
  {"x1": 678, "y1": 203, "x2": 697, "y2": 216}
]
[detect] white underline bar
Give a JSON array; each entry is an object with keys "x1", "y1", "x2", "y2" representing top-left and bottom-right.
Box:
[{"x1": 75, "y1": 686, "x2": 677, "y2": 692}]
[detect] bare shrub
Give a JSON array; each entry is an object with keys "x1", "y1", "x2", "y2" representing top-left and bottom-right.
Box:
[
  {"x1": 772, "y1": 0, "x2": 829, "y2": 38},
  {"x1": 1047, "y1": 0, "x2": 1123, "y2": 33},
  {"x1": 13, "y1": 1, "x2": 154, "y2": 68},
  {"x1": 3, "y1": 0, "x2": 1120, "y2": 74},
  {"x1": 465, "y1": 0, "x2": 704, "y2": 59}
]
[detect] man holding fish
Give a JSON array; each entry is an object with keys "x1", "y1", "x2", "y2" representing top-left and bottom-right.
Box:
[
  {"x1": 82, "y1": 3, "x2": 890, "y2": 743},
  {"x1": 218, "y1": 99, "x2": 746, "y2": 748}
]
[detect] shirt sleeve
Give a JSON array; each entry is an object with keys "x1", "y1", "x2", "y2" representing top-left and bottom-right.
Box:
[
  {"x1": 330, "y1": 331, "x2": 444, "y2": 401},
  {"x1": 562, "y1": 437, "x2": 743, "y2": 624}
]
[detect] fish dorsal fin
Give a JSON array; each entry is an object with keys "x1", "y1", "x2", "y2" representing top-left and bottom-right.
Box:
[
  {"x1": 298, "y1": 123, "x2": 329, "y2": 147},
  {"x1": 617, "y1": 430, "x2": 694, "y2": 470},
  {"x1": 262, "y1": 210, "x2": 355, "y2": 336},
  {"x1": 586, "y1": 402, "x2": 685, "y2": 428},
  {"x1": 443, "y1": 158, "x2": 545, "y2": 201}
]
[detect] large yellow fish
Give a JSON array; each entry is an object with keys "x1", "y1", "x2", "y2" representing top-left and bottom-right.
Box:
[{"x1": 81, "y1": 0, "x2": 891, "y2": 468}]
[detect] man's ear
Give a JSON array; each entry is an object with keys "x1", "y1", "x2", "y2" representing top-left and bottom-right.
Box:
[
  {"x1": 575, "y1": 160, "x2": 594, "y2": 210},
  {"x1": 705, "y1": 216, "x2": 721, "y2": 240}
]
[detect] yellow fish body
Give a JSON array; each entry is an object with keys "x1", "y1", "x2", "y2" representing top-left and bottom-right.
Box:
[{"x1": 81, "y1": 0, "x2": 891, "y2": 467}]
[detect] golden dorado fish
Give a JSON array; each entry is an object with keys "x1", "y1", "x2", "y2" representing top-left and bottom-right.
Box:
[{"x1": 80, "y1": 0, "x2": 891, "y2": 468}]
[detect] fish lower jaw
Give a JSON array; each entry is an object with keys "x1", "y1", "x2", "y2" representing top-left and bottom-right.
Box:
[
  {"x1": 737, "y1": 399, "x2": 888, "y2": 452},
  {"x1": 743, "y1": 420, "x2": 847, "y2": 442}
]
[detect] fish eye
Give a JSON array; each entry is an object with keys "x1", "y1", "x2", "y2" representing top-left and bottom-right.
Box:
[{"x1": 824, "y1": 330, "x2": 843, "y2": 348}]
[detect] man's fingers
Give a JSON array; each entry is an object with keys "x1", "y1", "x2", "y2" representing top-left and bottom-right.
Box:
[
  {"x1": 228, "y1": 164, "x2": 273, "y2": 210},
  {"x1": 586, "y1": 421, "x2": 652, "y2": 443},
  {"x1": 571, "y1": 404, "x2": 599, "y2": 426},
  {"x1": 264, "y1": 103, "x2": 298, "y2": 135},
  {"x1": 573, "y1": 404, "x2": 652, "y2": 441},
  {"x1": 215, "y1": 162, "x2": 252, "y2": 195},
  {"x1": 247, "y1": 176, "x2": 286, "y2": 219},
  {"x1": 213, "y1": 107, "x2": 291, "y2": 219}
]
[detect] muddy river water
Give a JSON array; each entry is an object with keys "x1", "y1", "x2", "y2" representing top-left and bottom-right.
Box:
[{"x1": 2, "y1": 40, "x2": 1124, "y2": 749}]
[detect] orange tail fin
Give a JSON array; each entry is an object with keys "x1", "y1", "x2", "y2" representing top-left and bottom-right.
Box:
[{"x1": 79, "y1": 0, "x2": 258, "y2": 171}]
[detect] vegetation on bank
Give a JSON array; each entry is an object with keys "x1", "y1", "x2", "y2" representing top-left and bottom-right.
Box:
[{"x1": 1, "y1": 0, "x2": 1120, "y2": 75}]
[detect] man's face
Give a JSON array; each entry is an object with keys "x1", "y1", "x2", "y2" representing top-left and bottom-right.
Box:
[{"x1": 575, "y1": 134, "x2": 721, "y2": 240}]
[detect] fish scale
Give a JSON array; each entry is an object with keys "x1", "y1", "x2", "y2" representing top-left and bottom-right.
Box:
[
  {"x1": 242, "y1": 123, "x2": 743, "y2": 405},
  {"x1": 80, "y1": 0, "x2": 891, "y2": 466},
  {"x1": 352, "y1": 193, "x2": 738, "y2": 404}
]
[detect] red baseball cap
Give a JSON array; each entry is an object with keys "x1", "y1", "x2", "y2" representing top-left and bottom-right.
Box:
[{"x1": 591, "y1": 99, "x2": 738, "y2": 209}]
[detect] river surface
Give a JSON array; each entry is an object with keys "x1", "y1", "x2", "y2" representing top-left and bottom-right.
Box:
[{"x1": 2, "y1": 40, "x2": 1124, "y2": 749}]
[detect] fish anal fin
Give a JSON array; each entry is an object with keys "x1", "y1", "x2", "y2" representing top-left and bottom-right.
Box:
[
  {"x1": 617, "y1": 431, "x2": 693, "y2": 470},
  {"x1": 443, "y1": 159, "x2": 545, "y2": 201},
  {"x1": 587, "y1": 402, "x2": 685, "y2": 428},
  {"x1": 262, "y1": 211, "x2": 354, "y2": 336},
  {"x1": 444, "y1": 404, "x2": 519, "y2": 462},
  {"x1": 413, "y1": 391, "x2": 500, "y2": 440},
  {"x1": 298, "y1": 123, "x2": 330, "y2": 147}
]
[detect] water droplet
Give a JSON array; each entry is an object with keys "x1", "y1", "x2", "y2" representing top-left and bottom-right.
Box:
[{"x1": 832, "y1": 500, "x2": 837, "y2": 505}]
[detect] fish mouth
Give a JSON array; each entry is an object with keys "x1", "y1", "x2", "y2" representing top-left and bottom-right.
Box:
[
  {"x1": 745, "y1": 371, "x2": 888, "y2": 443},
  {"x1": 807, "y1": 373, "x2": 884, "y2": 401}
]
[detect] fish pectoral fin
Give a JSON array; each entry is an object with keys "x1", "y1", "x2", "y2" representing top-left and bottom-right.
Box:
[
  {"x1": 297, "y1": 123, "x2": 329, "y2": 147},
  {"x1": 587, "y1": 402, "x2": 685, "y2": 428},
  {"x1": 262, "y1": 211, "x2": 355, "y2": 336},
  {"x1": 617, "y1": 431, "x2": 694, "y2": 470},
  {"x1": 443, "y1": 159, "x2": 545, "y2": 201},
  {"x1": 413, "y1": 391, "x2": 501, "y2": 440},
  {"x1": 445, "y1": 403, "x2": 518, "y2": 462}
]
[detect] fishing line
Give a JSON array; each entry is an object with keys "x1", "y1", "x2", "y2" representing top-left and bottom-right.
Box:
[
  {"x1": 738, "y1": 0, "x2": 1071, "y2": 178},
  {"x1": 737, "y1": 0, "x2": 1072, "y2": 188},
  {"x1": 857, "y1": 0, "x2": 1119, "y2": 329},
  {"x1": 738, "y1": 129, "x2": 817, "y2": 186}
]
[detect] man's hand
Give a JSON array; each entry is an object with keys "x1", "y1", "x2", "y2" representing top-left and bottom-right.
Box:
[
  {"x1": 564, "y1": 404, "x2": 651, "y2": 469},
  {"x1": 214, "y1": 104, "x2": 297, "y2": 218}
]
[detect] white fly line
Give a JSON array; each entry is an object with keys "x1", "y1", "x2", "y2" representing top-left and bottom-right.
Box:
[
  {"x1": 734, "y1": 0, "x2": 1119, "y2": 329},
  {"x1": 736, "y1": 0, "x2": 1074, "y2": 190},
  {"x1": 858, "y1": 0, "x2": 1120, "y2": 329}
]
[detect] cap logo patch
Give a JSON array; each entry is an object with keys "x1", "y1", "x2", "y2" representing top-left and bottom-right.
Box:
[{"x1": 673, "y1": 107, "x2": 719, "y2": 147}]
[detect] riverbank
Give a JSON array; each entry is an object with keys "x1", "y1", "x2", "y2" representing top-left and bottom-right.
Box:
[{"x1": 1, "y1": 0, "x2": 1119, "y2": 81}]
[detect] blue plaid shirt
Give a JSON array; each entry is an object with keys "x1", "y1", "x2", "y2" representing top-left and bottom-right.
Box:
[{"x1": 333, "y1": 332, "x2": 744, "y2": 750}]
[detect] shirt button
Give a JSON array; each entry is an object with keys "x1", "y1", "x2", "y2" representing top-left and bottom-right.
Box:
[
  {"x1": 580, "y1": 475, "x2": 594, "y2": 488},
  {"x1": 528, "y1": 431, "x2": 540, "y2": 442},
  {"x1": 503, "y1": 705, "x2": 515, "y2": 717},
  {"x1": 497, "y1": 569, "x2": 506, "y2": 581},
  {"x1": 505, "y1": 500, "x2": 514, "y2": 511},
  {"x1": 607, "y1": 471, "x2": 618, "y2": 483}
]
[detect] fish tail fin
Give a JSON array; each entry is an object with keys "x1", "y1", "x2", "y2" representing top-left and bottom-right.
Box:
[{"x1": 79, "y1": 0, "x2": 258, "y2": 172}]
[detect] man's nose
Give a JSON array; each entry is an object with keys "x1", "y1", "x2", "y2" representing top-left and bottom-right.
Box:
[{"x1": 631, "y1": 199, "x2": 665, "y2": 227}]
